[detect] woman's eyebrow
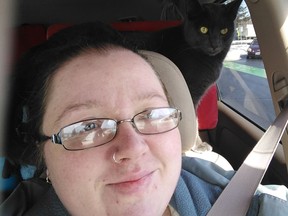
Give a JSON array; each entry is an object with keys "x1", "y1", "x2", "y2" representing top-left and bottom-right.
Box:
[
  {"x1": 55, "y1": 100, "x2": 103, "y2": 124},
  {"x1": 135, "y1": 91, "x2": 168, "y2": 103},
  {"x1": 55, "y1": 92, "x2": 167, "y2": 124}
]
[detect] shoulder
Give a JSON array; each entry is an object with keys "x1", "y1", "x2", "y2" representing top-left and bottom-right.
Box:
[
  {"x1": 179, "y1": 156, "x2": 288, "y2": 216},
  {"x1": 170, "y1": 156, "x2": 232, "y2": 216},
  {"x1": 0, "y1": 178, "x2": 69, "y2": 216},
  {"x1": 181, "y1": 155, "x2": 235, "y2": 188},
  {"x1": 0, "y1": 178, "x2": 50, "y2": 216},
  {"x1": 247, "y1": 185, "x2": 288, "y2": 216}
]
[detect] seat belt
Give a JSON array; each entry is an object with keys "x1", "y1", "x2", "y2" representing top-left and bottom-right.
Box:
[{"x1": 207, "y1": 106, "x2": 288, "y2": 216}]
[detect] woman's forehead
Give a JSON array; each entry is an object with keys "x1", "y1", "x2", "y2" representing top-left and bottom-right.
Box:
[
  {"x1": 44, "y1": 49, "x2": 167, "y2": 122},
  {"x1": 53, "y1": 49, "x2": 159, "y2": 85}
]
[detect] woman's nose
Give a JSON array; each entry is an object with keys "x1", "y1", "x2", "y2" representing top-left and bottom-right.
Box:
[{"x1": 113, "y1": 122, "x2": 149, "y2": 163}]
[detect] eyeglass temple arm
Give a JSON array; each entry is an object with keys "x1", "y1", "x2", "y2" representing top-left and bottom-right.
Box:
[{"x1": 38, "y1": 134, "x2": 62, "y2": 144}]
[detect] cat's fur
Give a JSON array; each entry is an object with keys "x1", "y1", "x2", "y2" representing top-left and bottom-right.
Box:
[
  {"x1": 124, "y1": 0, "x2": 242, "y2": 107},
  {"x1": 160, "y1": 0, "x2": 242, "y2": 107}
]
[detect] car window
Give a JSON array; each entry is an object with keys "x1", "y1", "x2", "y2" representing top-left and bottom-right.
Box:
[
  {"x1": 217, "y1": 1, "x2": 275, "y2": 129},
  {"x1": 251, "y1": 39, "x2": 258, "y2": 45}
]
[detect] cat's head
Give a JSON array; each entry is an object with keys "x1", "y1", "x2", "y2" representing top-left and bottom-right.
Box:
[{"x1": 180, "y1": 0, "x2": 242, "y2": 56}]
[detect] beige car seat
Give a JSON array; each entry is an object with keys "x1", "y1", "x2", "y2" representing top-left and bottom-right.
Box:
[{"x1": 141, "y1": 50, "x2": 233, "y2": 171}]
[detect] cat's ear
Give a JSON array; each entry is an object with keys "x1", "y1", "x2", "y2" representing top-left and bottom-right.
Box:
[
  {"x1": 226, "y1": 0, "x2": 243, "y2": 20},
  {"x1": 184, "y1": 0, "x2": 204, "y2": 19}
]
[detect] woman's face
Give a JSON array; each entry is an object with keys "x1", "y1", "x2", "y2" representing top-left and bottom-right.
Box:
[{"x1": 42, "y1": 49, "x2": 182, "y2": 216}]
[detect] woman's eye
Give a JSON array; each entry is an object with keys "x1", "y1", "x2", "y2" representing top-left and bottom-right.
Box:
[
  {"x1": 83, "y1": 122, "x2": 96, "y2": 131},
  {"x1": 220, "y1": 28, "x2": 228, "y2": 35},
  {"x1": 200, "y1": 26, "x2": 209, "y2": 34}
]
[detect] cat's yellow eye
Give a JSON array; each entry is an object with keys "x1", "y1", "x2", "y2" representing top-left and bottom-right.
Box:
[
  {"x1": 220, "y1": 28, "x2": 228, "y2": 35},
  {"x1": 200, "y1": 26, "x2": 208, "y2": 34}
]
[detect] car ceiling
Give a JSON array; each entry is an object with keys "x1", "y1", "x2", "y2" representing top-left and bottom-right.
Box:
[
  {"x1": 16, "y1": 0, "x2": 217, "y2": 25},
  {"x1": 16, "y1": 0, "x2": 162, "y2": 25}
]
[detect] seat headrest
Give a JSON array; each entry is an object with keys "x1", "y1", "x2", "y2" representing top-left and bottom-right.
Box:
[{"x1": 140, "y1": 50, "x2": 196, "y2": 152}]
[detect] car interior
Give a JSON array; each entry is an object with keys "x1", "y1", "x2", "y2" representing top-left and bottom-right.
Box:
[{"x1": 1, "y1": 0, "x2": 288, "y2": 214}]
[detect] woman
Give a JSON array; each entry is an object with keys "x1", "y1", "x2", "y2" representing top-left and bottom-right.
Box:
[
  {"x1": 38, "y1": 26, "x2": 182, "y2": 216},
  {"x1": 3, "y1": 22, "x2": 189, "y2": 215},
  {"x1": 1, "y1": 22, "x2": 288, "y2": 216}
]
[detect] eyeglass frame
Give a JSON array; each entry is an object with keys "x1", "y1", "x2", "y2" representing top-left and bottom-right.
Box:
[{"x1": 39, "y1": 107, "x2": 182, "y2": 151}]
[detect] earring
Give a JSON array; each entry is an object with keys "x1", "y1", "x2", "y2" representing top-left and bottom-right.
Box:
[
  {"x1": 46, "y1": 169, "x2": 51, "y2": 184},
  {"x1": 113, "y1": 152, "x2": 123, "y2": 164}
]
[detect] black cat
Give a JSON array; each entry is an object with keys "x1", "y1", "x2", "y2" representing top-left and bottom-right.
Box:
[
  {"x1": 160, "y1": 0, "x2": 242, "y2": 107},
  {"x1": 124, "y1": 0, "x2": 242, "y2": 107}
]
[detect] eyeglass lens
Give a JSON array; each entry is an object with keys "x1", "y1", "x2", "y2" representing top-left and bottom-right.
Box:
[{"x1": 57, "y1": 108, "x2": 181, "y2": 150}]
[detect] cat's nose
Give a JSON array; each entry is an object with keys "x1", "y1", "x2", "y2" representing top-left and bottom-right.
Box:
[{"x1": 207, "y1": 47, "x2": 222, "y2": 56}]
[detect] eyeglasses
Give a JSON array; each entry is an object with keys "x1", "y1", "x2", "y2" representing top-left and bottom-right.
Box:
[{"x1": 40, "y1": 107, "x2": 182, "y2": 151}]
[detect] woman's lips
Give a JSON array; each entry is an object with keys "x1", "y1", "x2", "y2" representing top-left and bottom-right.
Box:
[{"x1": 108, "y1": 171, "x2": 155, "y2": 194}]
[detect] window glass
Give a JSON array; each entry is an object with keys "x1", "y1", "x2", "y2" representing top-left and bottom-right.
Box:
[{"x1": 217, "y1": 2, "x2": 275, "y2": 129}]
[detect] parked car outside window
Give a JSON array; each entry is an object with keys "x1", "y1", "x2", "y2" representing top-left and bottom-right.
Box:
[{"x1": 247, "y1": 38, "x2": 261, "y2": 59}]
